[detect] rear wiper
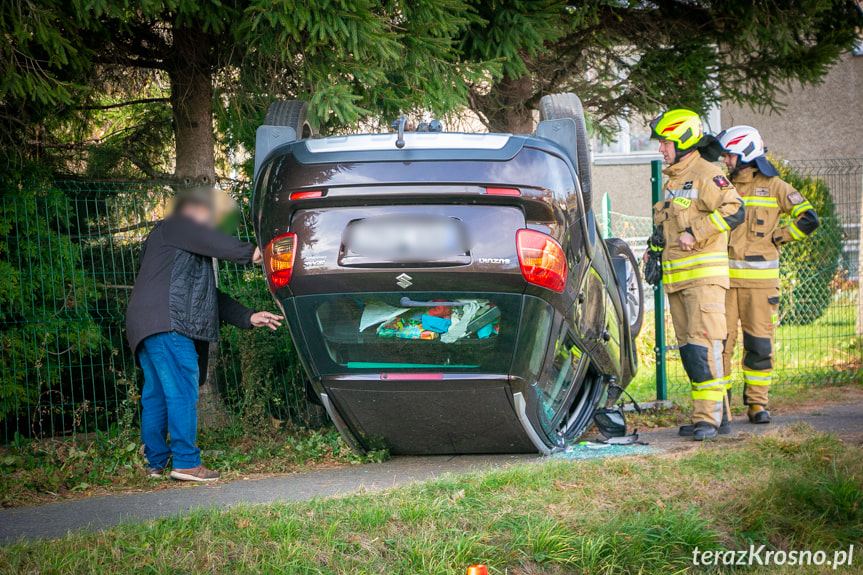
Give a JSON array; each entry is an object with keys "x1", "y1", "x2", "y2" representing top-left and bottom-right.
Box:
[{"x1": 399, "y1": 297, "x2": 467, "y2": 307}]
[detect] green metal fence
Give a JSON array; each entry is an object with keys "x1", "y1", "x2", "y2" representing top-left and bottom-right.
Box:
[
  {"x1": 1, "y1": 161, "x2": 860, "y2": 441},
  {"x1": 0, "y1": 181, "x2": 315, "y2": 442}
]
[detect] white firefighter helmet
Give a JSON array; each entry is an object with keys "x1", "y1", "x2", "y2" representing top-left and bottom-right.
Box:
[
  {"x1": 717, "y1": 125, "x2": 764, "y2": 163},
  {"x1": 717, "y1": 125, "x2": 779, "y2": 177}
]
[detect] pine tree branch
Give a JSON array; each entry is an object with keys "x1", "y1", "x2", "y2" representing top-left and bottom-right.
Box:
[
  {"x1": 125, "y1": 154, "x2": 171, "y2": 181},
  {"x1": 78, "y1": 98, "x2": 169, "y2": 110}
]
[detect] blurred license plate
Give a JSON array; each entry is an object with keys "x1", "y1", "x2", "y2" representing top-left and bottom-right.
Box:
[{"x1": 344, "y1": 215, "x2": 467, "y2": 261}]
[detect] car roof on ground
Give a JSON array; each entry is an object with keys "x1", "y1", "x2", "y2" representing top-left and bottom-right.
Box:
[
  {"x1": 305, "y1": 132, "x2": 512, "y2": 153},
  {"x1": 270, "y1": 132, "x2": 571, "y2": 167}
]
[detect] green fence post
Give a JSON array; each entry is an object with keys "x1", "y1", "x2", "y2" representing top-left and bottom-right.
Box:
[
  {"x1": 651, "y1": 159, "x2": 668, "y2": 401},
  {"x1": 601, "y1": 192, "x2": 611, "y2": 237}
]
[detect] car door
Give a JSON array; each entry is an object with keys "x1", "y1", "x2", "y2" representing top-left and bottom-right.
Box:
[{"x1": 535, "y1": 326, "x2": 589, "y2": 431}]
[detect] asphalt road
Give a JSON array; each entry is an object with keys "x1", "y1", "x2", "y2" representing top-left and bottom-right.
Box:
[{"x1": 1, "y1": 399, "x2": 860, "y2": 544}]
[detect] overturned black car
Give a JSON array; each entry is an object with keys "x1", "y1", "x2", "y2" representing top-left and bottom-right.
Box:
[{"x1": 251, "y1": 93, "x2": 644, "y2": 455}]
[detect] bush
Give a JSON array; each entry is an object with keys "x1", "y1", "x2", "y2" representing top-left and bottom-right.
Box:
[{"x1": 774, "y1": 161, "x2": 844, "y2": 325}]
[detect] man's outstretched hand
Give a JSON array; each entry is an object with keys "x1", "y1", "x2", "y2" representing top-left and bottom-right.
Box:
[
  {"x1": 252, "y1": 246, "x2": 263, "y2": 264},
  {"x1": 250, "y1": 311, "x2": 283, "y2": 331}
]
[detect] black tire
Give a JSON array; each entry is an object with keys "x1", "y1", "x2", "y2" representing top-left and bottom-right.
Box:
[
  {"x1": 538, "y1": 93, "x2": 592, "y2": 210},
  {"x1": 264, "y1": 100, "x2": 315, "y2": 139},
  {"x1": 606, "y1": 238, "x2": 644, "y2": 338}
]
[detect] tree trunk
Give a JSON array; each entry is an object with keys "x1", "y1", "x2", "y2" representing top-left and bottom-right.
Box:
[
  {"x1": 198, "y1": 341, "x2": 229, "y2": 428},
  {"x1": 167, "y1": 24, "x2": 216, "y2": 186},
  {"x1": 198, "y1": 258, "x2": 228, "y2": 428},
  {"x1": 481, "y1": 73, "x2": 538, "y2": 134}
]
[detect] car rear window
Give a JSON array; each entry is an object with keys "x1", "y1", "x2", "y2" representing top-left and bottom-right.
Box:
[{"x1": 295, "y1": 292, "x2": 521, "y2": 375}]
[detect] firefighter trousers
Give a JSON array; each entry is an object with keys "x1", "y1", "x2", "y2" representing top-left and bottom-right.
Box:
[
  {"x1": 667, "y1": 284, "x2": 729, "y2": 427},
  {"x1": 722, "y1": 286, "x2": 779, "y2": 407}
]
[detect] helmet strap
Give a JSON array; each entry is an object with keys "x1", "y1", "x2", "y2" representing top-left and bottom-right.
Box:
[
  {"x1": 731, "y1": 159, "x2": 755, "y2": 178},
  {"x1": 673, "y1": 144, "x2": 693, "y2": 164}
]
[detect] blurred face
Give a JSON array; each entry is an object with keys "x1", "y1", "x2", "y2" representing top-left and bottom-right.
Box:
[
  {"x1": 659, "y1": 140, "x2": 676, "y2": 164},
  {"x1": 723, "y1": 153, "x2": 738, "y2": 173},
  {"x1": 179, "y1": 201, "x2": 215, "y2": 227}
]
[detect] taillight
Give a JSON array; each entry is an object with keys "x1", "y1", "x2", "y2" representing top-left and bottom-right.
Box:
[
  {"x1": 516, "y1": 229, "x2": 567, "y2": 293},
  {"x1": 263, "y1": 233, "x2": 297, "y2": 290},
  {"x1": 484, "y1": 187, "x2": 521, "y2": 196},
  {"x1": 290, "y1": 190, "x2": 323, "y2": 200}
]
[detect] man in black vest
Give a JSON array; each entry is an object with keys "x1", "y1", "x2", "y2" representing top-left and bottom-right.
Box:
[{"x1": 126, "y1": 187, "x2": 282, "y2": 481}]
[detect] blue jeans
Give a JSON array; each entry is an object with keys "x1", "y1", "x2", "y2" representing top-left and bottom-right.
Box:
[{"x1": 138, "y1": 332, "x2": 202, "y2": 470}]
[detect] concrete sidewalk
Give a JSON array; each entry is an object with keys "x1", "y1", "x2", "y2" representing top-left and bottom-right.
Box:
[
  {"x1": 0, "y1": 453, "x2": 537, "y2": 543},
  {"x1": 637, "y1": 399, "x2": 863, "y2": 446},
  {"x1": 1, "y1": 400, "x2": 860, "y2": 543}
]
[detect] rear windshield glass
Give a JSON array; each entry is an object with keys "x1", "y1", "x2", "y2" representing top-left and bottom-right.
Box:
[{"x1": 295, "y1": 292, "x2": 521, "y2": 375}]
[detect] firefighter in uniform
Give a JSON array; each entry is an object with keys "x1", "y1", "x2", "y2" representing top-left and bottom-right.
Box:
[
  {"x1": 717, "y1": 126, "x2": 819, "y2": 424},
  {"x1": 648, "y1": 110, "x2": 745, "y2": 440}
]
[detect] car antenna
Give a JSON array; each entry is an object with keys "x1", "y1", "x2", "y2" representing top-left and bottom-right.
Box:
[{"x1": 392, "y1": 115, "x2": 407, "y2": 149}]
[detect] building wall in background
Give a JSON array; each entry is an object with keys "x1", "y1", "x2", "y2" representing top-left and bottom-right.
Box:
[
  {"x1": 723, "y1": 53, "x2": 863, "y2": 160},
  {"x1": 592, "y1": 52, "x2": 863, "y2": 217},
  {"x1": 592, "y1": 163, "x2": 653, "y2": 216}
]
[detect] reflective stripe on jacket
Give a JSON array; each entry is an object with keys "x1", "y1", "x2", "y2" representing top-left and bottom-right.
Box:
[
  {"x1": 728, "y1": 169, "x2": 819, "y2": 288},
  {"x1": 652, "y1": 151, "x2": 745, "y2": 293}
]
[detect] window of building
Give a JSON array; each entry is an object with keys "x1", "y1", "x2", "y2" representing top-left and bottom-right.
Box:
[{"x1": 591, "y1": 105, "x2": 721, "y2": 165}]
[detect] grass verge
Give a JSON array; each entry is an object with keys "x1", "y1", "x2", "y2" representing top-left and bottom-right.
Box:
[
  {"x1": 2, "y1": 425, "x2": 860, "y2": 574},
  {"x1": 0, "y1": 424, "x2": 387, "y2": 508}
]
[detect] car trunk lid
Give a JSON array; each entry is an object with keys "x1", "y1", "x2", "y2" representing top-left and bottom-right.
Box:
[{"x1": 285, "y1": 203, "x2": 528, "y2": 295}]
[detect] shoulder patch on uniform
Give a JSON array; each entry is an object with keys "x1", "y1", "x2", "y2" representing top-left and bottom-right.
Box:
[
  {"x1": 682, "y1": 181, "x2": 693, "y2": 190},
  {"x1": 713, "y1": 175, "x2": 732, "y2": 189},
  {"x1": 788, "y1": 191, "x2": 805, "y2": 205},
  {"x1": 755, "y1": 188, "x2": 770, "y2": 197}
]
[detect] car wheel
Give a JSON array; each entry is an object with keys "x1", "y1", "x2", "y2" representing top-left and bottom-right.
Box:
[
  {"x1": 606, "y1": 238, "x2": 644, "y2": 338},
  {"x1": 264, "y1": 100, "x2": 316, "y2": 139},
  {"x1": 538, "y1": 93, "x2": 592, "y2": 211}
]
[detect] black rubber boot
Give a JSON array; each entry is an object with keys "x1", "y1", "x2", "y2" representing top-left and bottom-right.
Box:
[
  {"x1": 748, "y1": 405, "x2": 772, "y2": 424},
  {"x1": 693, "y1": 421, "x2": 719, "y2": 441},
  {"x1": 679, "y1": 420, "x2": 730, "y2": 436},
  {"x1": 679, "y1": 399, "x2": 731, "y2": 436}
]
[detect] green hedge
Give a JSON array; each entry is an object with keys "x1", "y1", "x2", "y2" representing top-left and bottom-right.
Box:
[{"x1": 775, "y1": 161, "x2": 844, "y2": 326}]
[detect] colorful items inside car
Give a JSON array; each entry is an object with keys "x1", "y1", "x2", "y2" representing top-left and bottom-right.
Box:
[{"x1": 371, "y1": 300, "x2": 500, "y2": 341}]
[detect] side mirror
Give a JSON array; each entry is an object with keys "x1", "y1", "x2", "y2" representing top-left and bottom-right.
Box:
[{"x1": 593, "y1": 406, "x2": 627, "y2": 438}]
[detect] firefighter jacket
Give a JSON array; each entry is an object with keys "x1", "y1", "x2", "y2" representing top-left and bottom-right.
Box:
[
  {"x1": 728, "y1": 168, "x2": 819, "y2": 288},
  {"x1": 653, "y1": 151, "x2": 745, "y2": 294}
]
